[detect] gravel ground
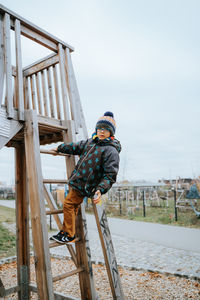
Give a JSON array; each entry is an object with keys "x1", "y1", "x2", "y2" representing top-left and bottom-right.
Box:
[{"x1": 0, "y1": 257, "x2": 200, "y2": 300}]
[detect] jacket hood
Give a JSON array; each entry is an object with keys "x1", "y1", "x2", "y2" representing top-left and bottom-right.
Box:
[{"x1": 109, "y1": 138, "x2": 122, "y2": 153}]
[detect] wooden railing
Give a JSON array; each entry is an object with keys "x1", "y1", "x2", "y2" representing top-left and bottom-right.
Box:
[{"x1": 0, "y1": 4, "x2": 86, "y2": 134}]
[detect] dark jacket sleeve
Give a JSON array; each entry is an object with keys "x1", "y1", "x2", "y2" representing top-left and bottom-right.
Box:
[
  {"x1": 57, "y1": 139, "x2": 88, "y2": 155},
  {"x1": 96, "y1": 147, "x2": 119, "y2": 195}
]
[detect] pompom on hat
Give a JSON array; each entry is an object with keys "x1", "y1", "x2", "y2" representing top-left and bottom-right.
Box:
[{"x1": 95, "y1": 111, "x2": 116, "y2": 136}]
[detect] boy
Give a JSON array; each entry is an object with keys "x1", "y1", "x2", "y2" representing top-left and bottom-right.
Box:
[{"x1": 50, "y1": 111, "x2": 121, "y2": 244}]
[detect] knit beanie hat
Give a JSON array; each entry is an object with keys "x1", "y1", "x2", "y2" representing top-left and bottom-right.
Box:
[{"x1": 95, "y1": 111, "x2": 116, "y2": 136}]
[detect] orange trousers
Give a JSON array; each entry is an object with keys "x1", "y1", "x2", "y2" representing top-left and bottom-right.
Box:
[{"x1": 63, "y1": 188, "x2": 84, "y2": 237}]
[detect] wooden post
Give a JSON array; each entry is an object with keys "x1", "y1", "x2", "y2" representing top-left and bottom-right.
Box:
[
  {"x1": 41, "y1": 70, "x2": 49, "y2": 116},
  {"x1": 53, "y1": 65, "x2": 61, "y2": 120},
  {"x1": 15, "y1": 19, "x2": 24, "y2": 121},
  {"x1": 92, "y1": 201, "x2": 125, "y2": 300},
  {"x1": 65, "y1": 48, "x2": 88, "y2": 137},
  {"x1": 15, "y1": 143, "x2": 30, "y2": 300},
  {"x1": 4, "y1": 13, "x2": 13, "y2": 119},
  {"x1": 63, "y1": 120, "x2": 98, "y2": 300},
  {"x1": 24, "y1": 110, "x2": 54, "y2": 300},
  {"x1": 30, "y1": 75, "x2": 37, "y2": 111},
  {"x1": 47, "y1": 67, "x2": 56, "y2": 118},
  {"x1": 58, "y1": 43, "x2": 70, "y2": 121},
  {"x1": 35, "y1": 72, "x2": 43, "y2": 115},
  {"x1": 0, "y1": 13, "x2": 4, "y2": 107}
]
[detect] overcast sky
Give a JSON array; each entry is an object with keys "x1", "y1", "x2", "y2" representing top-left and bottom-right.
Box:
[{"x1": 0, "y1": 0, "x2": 200, "y2": 185}]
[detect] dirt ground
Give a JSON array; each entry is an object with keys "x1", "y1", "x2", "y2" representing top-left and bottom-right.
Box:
[{"x1": 0, "y1": 257, "x2": 200, "y2": 299}]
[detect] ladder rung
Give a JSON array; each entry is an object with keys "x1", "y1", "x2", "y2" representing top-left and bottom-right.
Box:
[
  {"x1": 40, "y1": 149, "x2": 70, "y2": 157},
  {"x1": 49, "y1": 237, "x2": 80, "y2": 248},
  {"x1": 38, "y1": 121, "x2": 68, "y2": 130},
  {"x1": 52, "y1": 267, "x2": 84, "y2": 282},
  {"x1": 46, "y1": 209, "x2": 63, "y2": 215},
  {"x1": 43, "y1": 179, "x2": 68, "y2": 184}
]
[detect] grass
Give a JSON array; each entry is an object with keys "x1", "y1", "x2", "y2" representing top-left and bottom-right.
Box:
[
  {"x1": 86, "y1": 197, "x2": 200, "y2": 228},
  {"x1": 0, "y1": 205, "x2": 16, "y2": 258}
]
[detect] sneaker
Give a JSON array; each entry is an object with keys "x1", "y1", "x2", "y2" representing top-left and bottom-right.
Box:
[
  {"x1": 49, "y1": 230, "x2": 65, "y2": 241},
  {"x1": 51, "y1": 231, "x2": 76, "y2": 244}
]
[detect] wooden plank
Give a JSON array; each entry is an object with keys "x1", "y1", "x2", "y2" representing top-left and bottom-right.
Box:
[
  {"x1": 47, "y1": 67, "x2": 56, "y2": 118},
  {"x1": 13, "y1": 76, "x2": 17, "y2": 108},
  {"x1": 62, "y1": 122, "x2": 98, "y2": 300},
  {"x1": 53, "y1": 65, "x2": 62, "y2": 120},
  {"x1": 52, "y1": 267, "x2": 83, "y2": 282},
  {"x1": 64, "y1": 48, "x2": 79, "y2": 133},
  {"x1": 0, "y1": 4, "x2": 74, "y2": 52},
  {"x1": 15, "y1": 19, "x2": 24, "y2": 121},
  {"x1": 0, "y1": 14, "x2": 4, "y2": 106},
  {"x1": 23, "y1": 53, "x2": 59, "y2": 77},
  {"x1": 43, "y1": 179, "x2": 68, "y2": 184},
  {"x1": 4, "y1": 13, "x2": 13, "y2": 119},
  {"x1": 92, "y1": 202, "x2": 125, "y2": 300},
  {"x1": 41, "y1": 70, "x2": 49, "y2": 116},
  {"x1": 43, "y1": 185, "x2": 78, "y2": 266},
  {"x1": 35, "y1": 72, "x2": 43, "y2": 115},
  {"x1": 15, "y1": 144, "x2": 30, "y2": 300},
  {"x1": 23, "y1": 77, "x2": 29, "y2": 109},
  {"x1": 40, "y1": 149, "x2": 70, "y2": 157},
  {"x1": 58, "y1": 44, "x2": 70, "y2": 121},
  {"x1": 46, "y1": 209, "x2": 63, "y2": 215},
  {"x1": 0, "y1": 107, "x2": 23, "y2": 150},
  {"x1": 29, "y1": 284, "x2": 80, "y2": 300},
  {"x1": 65, "y1": 49, "x2": 87, "y2": 137},
  {"x1": 30, "y1": 75, "x2": 37, "y2": 111},
  {"x1": 24, "y1": 110, "x2": 54, "y2": 300}
]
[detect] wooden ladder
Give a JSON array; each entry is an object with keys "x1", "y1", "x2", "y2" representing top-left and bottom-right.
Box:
[{"x1": 12, "y1": 109, "x2": 125, "y2": 300}]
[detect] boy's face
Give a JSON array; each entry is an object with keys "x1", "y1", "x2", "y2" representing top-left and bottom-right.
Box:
[{"x1": 96, "y1": 126, "x2": 111, "y2": 140}]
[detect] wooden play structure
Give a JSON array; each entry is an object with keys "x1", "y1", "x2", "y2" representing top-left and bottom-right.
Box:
[{"x1": 0, "y1": 5, "x2": 124, "y2": 299}]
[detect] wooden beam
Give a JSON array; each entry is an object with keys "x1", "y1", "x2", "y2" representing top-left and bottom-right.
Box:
[
  {"x1": 65, "y1": 49, "x2": 88, "y2": 138},
  {"x1": 40, "y1": 149, "x2": 70, "y2": 157},
  {"x1": 62, "y1": 121, "x2": 98, "y2": 300},
  {"x1": 4, "y1": 13, "x2": 13, "y2": 119},
  {"x1": 46, "y1": 209, "x2": 63, "y2": 215},
  {"x1": 41, "y1": 70, "x2": 49, "y2": 116},
  {"x1": 0, "y1": 4, "x2": 74, "y2": 52},
  {"x1": 64, "y1": 48, "x2": 79, "y2": 133},
  {"x1": 35, "y1": 73, "x2": 43, "y2": 115},
  {"x1": 52, "y1": 267, "x2": 84, "y2": 282},
  {"x1": 47, "y1": 67, "x2": 56, "y2": 118},
  {"x1": 58, "y1": 44, "x2": 70, "y2": 121},
  {"x1": 15, "y1": 144, "x2": 30, "y2": 299},
  {"x1": 0, "y1": 14, "x2": 4, "y2": 106},
  {"x1": 92, "y1": 202, "x2": 125, "y2": 299},
  {"x1": 24, "y1": 110, "x2": 54, "y2": 300},
  {"x1": 23, "y1": 53, "x2": 59, "y2": 77},
  {"x1": 53, "y1": 65, "x2": 62, "y2": 120},
  {"x1": 43, "y1": 179, "x2": 68, "y2": 184},
  {"x1": 43, "y1": 184, "x2": 78, "y2": 266},
  {"x1": 29, "y1": 284, "x2": 80, "y2": 300},
  {"x1": 15, "y1": 19, "x2": 24, "y2": 121},
  {"x1": 30, "y1": 75, "x2": 37, "y2": 111}
]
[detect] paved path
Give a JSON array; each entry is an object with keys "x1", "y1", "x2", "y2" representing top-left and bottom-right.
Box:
[{"x1": 1, "y1": 200, "x2": 200, "y2": 279}]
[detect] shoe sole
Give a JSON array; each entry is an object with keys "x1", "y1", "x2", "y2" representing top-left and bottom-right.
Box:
[{"x1": 51, "y1": 236, "x2": 76, "y2": 244}]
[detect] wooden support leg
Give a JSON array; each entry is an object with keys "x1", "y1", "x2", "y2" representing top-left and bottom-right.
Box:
[
  {"x1": 92, "y1": 202, "x2": 125, "y2": 300},
  {"x1": 62, "y1": 122, "x2": 99, "y2": 300},
  {"x1": 24, "y1": 110, "x2": 54, "y2": 300},
  {"x1": 15, "y1": 143, "x2": 30, "y2": 299},
  {"x1": 75, "y1": 205, "x2": 99, "y2": 300}
]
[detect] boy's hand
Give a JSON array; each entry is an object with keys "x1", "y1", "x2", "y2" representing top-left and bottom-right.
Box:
[
  {"x1": 93, "y1": 190, "x2": 101, "y2": 204},
  {"x1": 50, "y1": 148, "x2": 58, "y2": 155}
]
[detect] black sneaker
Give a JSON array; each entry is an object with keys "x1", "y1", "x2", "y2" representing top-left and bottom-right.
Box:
[
  {"x1": 50, "y1": 230, "x2": 66, "y2": 241},
  {"x1": 51, "y1": 231, "x2": 75, "y2": 244}
]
